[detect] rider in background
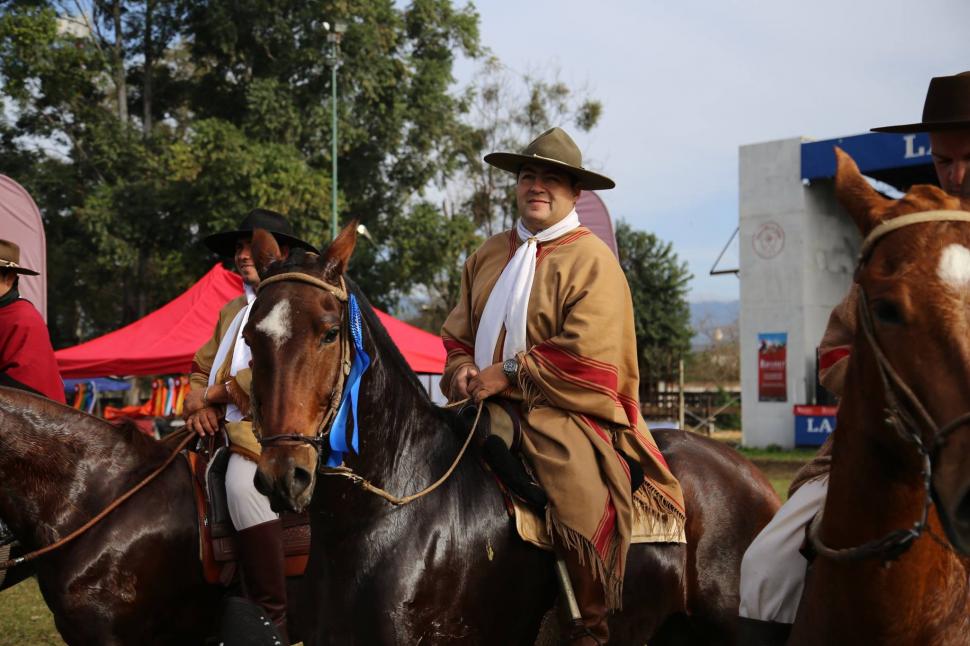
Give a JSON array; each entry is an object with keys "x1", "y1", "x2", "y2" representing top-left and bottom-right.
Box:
[
  {"x1": 738, "y1": 70, "x2": 970, "y2": 644},
  {"x1": 0, "y1": 238, "x2": 64, "y2": 403},
  {"x1": 182, "y1": 209, "x2": 317, "y2": 644},
  {"x1": 441, "y1": 127, "x2": 686, "y2": 645}
]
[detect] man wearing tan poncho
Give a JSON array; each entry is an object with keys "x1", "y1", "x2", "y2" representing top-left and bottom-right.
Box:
[{"x1": 440, "y1": 127, "x2": 686, "y2": 645}]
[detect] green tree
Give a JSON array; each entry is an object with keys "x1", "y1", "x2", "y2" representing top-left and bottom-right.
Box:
[
  {"x1": 0, "y1": 0, "x2": 481, "y2": 344},
  {"x1": 615, "y1": 221, "x2": 693, "y2": 399},
  {"x1": 181, "y1": 0, "x2": 481, "y2": 306}
]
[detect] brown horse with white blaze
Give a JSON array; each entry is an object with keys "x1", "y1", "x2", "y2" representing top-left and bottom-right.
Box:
[
  {"x1": 788, "y1": 149, "x2": 970, "y2": 645},
  {"x1": 246, "y1": 226, "x2": 781, "y2": 645}
]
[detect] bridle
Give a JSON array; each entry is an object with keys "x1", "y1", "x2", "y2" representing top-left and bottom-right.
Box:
[
  {"x1": 254, "y1": 271, "x2": 352, "y2": 452},
  {"x1": 809, "y1": 210, "x2": 970, "y2": 562},
  {"x1": 250, "y1": 269, "x2": 483, "y2": 506}
]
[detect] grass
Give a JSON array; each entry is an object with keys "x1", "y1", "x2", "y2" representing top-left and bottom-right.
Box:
[
  {"x1": 0, "y1": 578, "x2": 61, "y2": 645},
  {"x1": 1, "y1": 429, "x2": 814, "y2": 641}
]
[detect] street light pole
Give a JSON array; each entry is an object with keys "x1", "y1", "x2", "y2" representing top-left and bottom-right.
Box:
[{"x1": 326, "y1": 21, "x2": 347, "y2": 240}]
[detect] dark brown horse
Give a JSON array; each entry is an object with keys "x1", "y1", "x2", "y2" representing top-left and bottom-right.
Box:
[
  {"x1": 789, "y1": 149, "x2": 970, "y2": 645},
  {"x1": 0, "y1": 387, "x2": 307, "y2": 645},
  {"x1": 244, "y1": 226, "x2": 780, "y2": 645}
]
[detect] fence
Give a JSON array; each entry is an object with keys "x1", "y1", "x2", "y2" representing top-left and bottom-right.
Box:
[{"x1": 641, "y1": 389, "x2": 740, "y2": 434}]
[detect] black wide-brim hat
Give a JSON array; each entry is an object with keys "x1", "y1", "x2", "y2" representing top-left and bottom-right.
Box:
[
  {"x1": 484, "y1": 127, "x2": 615, "y2": 190},
  {"x1": 203, "y1": 208, "x2": 320, "y2": 257},
  {"x1": 872, "y1": 71, "x2": 970, "y2": 133}
]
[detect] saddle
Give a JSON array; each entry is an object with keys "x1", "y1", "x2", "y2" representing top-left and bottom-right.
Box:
[
  {"x1": 184, "y1": 443, "x2": 310, "y2": 585},
  {"x1": 462, "y1": 399, "x2": 677, "y2": 550}
]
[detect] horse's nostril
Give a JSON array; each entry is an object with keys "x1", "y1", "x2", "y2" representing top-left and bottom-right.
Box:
[{"x1": 292, "y1": 466, "x2": 313, "y2": 493}]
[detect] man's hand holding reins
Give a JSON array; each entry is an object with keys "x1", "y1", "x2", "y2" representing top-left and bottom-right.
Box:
[
  {"x1": 185, "y1": 406, "x2": 220, "y2": 437},
  {"x1": 466, "y1": 362, "x2": 510, "y2": 403},
  {"x1": 451, "y1": 363, "x2": 479, "y2": 400}
]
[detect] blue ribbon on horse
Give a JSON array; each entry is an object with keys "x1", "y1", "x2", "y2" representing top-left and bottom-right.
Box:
[{"x1": 326, "y1": 294, "x2": 371, "y2": 467}]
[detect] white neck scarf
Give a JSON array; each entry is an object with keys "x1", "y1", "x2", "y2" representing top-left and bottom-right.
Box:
[
  {"x1": 475, "y1": 210, "x2": 581, "y2": 368},
  {"x1": 209, "y1": 283, "x2": 256, "y2": 422}
]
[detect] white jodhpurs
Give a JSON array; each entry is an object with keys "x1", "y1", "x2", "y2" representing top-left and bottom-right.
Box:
[
  {"x1": 738, "y1": 476, "x2": 829, "y2": 624},
  {"x1": 226, "y1": 452, "x2": 278, "y2": 531}
]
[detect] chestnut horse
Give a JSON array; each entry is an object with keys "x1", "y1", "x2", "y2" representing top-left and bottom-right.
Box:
[
  {"x1": 0, "y1": 388, "x2": 307, "y2": 645},
  {"x1": 244, "y1": 226, "x2": 780, "y2": 645},
  {"x1": 789, "y1": 149, "x2": 970, "y2": 645}
]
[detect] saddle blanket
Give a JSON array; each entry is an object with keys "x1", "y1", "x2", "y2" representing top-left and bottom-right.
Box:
[{"x1": 512, "y1": 498, "x2": 686, "y2": 550}]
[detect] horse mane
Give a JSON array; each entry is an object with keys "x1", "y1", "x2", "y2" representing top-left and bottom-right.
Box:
[{"x1": 344, "y1": 277, "x2": 435, "y2": 404}]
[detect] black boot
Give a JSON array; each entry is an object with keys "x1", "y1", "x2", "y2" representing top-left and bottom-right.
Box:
[
  {"x1": 737, "y1": 616, "x2": 791, "y2": 646},
  {"x1": 482, "y1": 434, "x2": 548, "y2": 509},
  {"x1": 237, "y1": 520, "x2": 289, "y2": 644}
]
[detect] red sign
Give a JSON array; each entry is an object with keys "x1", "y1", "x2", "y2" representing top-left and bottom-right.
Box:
[{"x1": 758, "y1": 332, "x2": 787, "y2": 402}]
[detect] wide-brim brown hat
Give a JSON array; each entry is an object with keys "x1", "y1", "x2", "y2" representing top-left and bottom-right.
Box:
[
  {"x1": 484, "y1": 127, "x2": 615, "y2": 190},
  {"x1": 0, "y1": 239, "x2": 39, "y2": 275},
  {"x1": 872, "y1": 71, "x2": 970, "y2": 133},
  {"x1": 204, "y1": 208, "x2": 320, "y2": 257}
]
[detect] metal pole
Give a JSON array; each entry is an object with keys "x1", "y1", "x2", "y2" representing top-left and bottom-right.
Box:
[
  {"x1": 678, "y1": 358, "x2": 685, "y2": 430},
  {"x1": 331, "y1": 60, "x2": 338, "y2": 240}
]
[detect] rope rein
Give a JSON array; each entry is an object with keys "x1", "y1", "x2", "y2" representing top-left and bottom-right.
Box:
[
  {"x1": 317, "y1": 399, "x2": 481, "y2": 506},
  {"x1": 0, "y1": 431, "x2": 196, "y2": 571}
]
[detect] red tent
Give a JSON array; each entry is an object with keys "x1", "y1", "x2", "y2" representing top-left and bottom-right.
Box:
[{"x1": 56, "y1": 264, "x2": 445, "y2": 377}]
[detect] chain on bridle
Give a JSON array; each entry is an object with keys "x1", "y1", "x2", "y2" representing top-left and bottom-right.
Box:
[
  {"x1": 809, "y1": 210, "x2": 970, "y2": 562},
  {"x1": 254, "y1": 271, "x2": 352, "y2": 453}
]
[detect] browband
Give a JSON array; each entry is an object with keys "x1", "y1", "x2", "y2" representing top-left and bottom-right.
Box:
[
  {"x1": 858, "y1": 210, "x2": 970, "y2": 265},
  {"x1": 257, "y1": 272, "x2": 348, "y2": 301}
]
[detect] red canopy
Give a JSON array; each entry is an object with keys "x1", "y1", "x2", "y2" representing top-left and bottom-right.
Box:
[{"x1": 56, "y1": 264, "x2": 445, "y2": 377}]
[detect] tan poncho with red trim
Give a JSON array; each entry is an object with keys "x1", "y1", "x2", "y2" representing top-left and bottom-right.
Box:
[{"x1": 441, "y1": 226, "x2": 686, "y2": 608}]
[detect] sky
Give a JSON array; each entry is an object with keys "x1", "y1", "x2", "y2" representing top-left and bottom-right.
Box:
[{"x1": 452, "y1": 0, "x2": 970, "y2": 302}]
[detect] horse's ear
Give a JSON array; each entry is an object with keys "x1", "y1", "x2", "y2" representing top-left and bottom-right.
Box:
[
  {"x1": 320, "y1": 219, "x2": 358, "y2": 280},
  {"x1": 834, "y1": 146, "x2": 890, "y2": 235},
  {"x1": 252, "y1": 228, "x2": 283, "y2": 278}
]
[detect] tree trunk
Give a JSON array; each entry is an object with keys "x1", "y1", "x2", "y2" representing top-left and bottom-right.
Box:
[
  {"x1": 142, "y1": 0, "x2": 153, "y2": 135},
  {"x1": 112, "y1": 0, "x2": 128, "y2": 124}
]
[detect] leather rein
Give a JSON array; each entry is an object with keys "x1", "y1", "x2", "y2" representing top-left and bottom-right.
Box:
[
  {"x1": 809, "y1": 210, "x2": 970, "y2": 562},
  {"x1": 252, "y1": 271, "x2": 481, "y2": 506},
  {"x1": 0, "y1": 430, "x2": 196, "y2": 571}
]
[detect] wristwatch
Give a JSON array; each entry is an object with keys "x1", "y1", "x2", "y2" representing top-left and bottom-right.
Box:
[{"x1": 502, "y1": 357, "x2": 519, "y2": 384}]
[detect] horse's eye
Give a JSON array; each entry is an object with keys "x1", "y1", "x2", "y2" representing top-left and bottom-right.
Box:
[
  {"x1": 322, "y1": 328, "x2": 340, "y2": 345},
  {"x1": 873, "y1": 299, "x2": 904, "y2": 325}
]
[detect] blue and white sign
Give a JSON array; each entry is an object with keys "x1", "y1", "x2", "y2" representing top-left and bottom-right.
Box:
[
  {"x1": 793, "y1": 405, "x2": 837, "y2": 446},
  {"x1": 801, "y1": 132, "x2": 931, "y2": 181}
]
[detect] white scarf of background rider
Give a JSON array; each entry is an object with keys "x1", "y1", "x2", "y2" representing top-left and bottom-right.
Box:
[
  {"x1": 475, "y1": 209, "x2": 581, "y2": 369},
  {"x1": 208, "y1": 283, "x2": 256, "y2": 423}
]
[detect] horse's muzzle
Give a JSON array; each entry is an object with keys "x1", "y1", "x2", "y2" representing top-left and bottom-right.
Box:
[{"x1": 255, "y1": 449, "x2": 317, "y2": 513}]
